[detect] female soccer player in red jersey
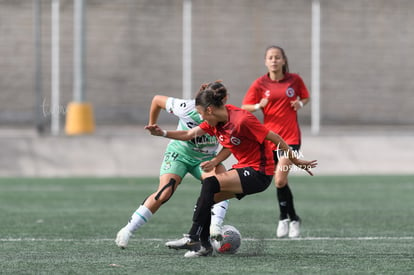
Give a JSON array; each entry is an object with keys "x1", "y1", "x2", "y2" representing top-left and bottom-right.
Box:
[
  {"x1": 241, "y1": 45, "x2": 310, "y2": 238},
  {"x1": 145, "y1": 81, "x2": 317, "y2": 257},
  {"x1": 115, "y1": 93, "x2": 231, "y2": 249}
]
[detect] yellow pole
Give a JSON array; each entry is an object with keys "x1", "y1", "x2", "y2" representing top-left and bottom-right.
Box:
[
  {"x1": 65, "y1": 0, "x2": 95, "y2": 136},
  {"x1": 65, "y1": 102, "x2": 95, "y2": 135}
]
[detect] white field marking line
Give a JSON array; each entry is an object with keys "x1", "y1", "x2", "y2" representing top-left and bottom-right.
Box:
[
  {"x1": 1, "y1": 236, "x2": 414, "y2": 242},
  {"x1": 244, "y1": 236, "x2": 414, "y2": 241}
]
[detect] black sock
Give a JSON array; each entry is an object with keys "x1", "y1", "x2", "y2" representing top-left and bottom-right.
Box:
[
  {"x1": 188, "y1": 176, "x2": 220, "y2": 239},
  {"x1": 200, "y1": 215, "x2": 211, "y2": 247},
  {"x1": 277, "y1": 184, "x2": 298, "y2": 221},
  {"x1": 188, "y1": 223, "x2": 202, "y2": 241}
]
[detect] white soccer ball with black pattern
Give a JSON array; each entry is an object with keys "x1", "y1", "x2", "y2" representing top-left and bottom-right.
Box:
[{"x1": 211, "y1": 225, "x2": 242, "y2": 254}]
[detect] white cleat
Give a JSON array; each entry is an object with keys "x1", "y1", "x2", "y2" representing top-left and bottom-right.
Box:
[
  {"x1": 209, "y1": 223, "x2": 223, "y2": 241},
  {"x1": 276, "y1": 219, "x2": 289, "y2": 238},
  {"x1": 288, "y1": 220, "x2": 301, "y2": 238},
  {"x1": 115, "y1": 227, "x2": 132, "y2": 249},
  {"x1": 165, "y1": 234, "x2": 200, "y2": 250},
  {"x1": 184, "y1": 245, "x2": 213, "y2": 258}
]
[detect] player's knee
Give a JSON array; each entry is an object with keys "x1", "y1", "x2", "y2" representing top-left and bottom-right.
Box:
[
  {"x1": 197, "y1": 176, "x2": 220, "y2": 208},
  {"x1": 201, "y1": 176, "x2": 221, "y2": 194},
  {"x1": 274, "y1": 178, "x2": 288, "y2": 188},
  {"x1": 155, "y1": 178, "x2": 177, "y2": 204}
]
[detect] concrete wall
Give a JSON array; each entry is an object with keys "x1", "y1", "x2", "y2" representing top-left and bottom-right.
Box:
[
  {"x1": 1, "y1": 0, "x2": 413, "y2": 129},
  {"x1": 1, "y1": 125, "x2": 413, "y2": 177}
]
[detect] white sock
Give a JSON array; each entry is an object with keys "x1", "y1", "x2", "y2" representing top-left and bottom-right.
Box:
[
  {"x1": 211, "y1": 200, "x2": 229, "y2": 226},
  {"x1": 125, "y1": 205, "x2": 153, "y2": 233}
]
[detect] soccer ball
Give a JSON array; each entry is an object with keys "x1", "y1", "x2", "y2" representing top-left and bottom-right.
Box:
[{"x1": 211, "y1": 225, "x2": 241, "y2": 254}]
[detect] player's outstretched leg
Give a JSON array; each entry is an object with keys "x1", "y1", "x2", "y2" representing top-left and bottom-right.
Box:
[
  {"x1": 115, "y1": 205, "x2": 153, "y2": 249},
  {"x1": 115, "y1": 227, "x2": 133, "y2": 249}
]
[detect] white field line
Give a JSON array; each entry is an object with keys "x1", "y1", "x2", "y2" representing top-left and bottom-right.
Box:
[{"x1": 1, "y1": 236, "x2": 413, "y2": 242}]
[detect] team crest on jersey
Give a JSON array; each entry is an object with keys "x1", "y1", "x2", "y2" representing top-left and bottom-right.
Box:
[
  {"x1": 286, "y1": 87, "x2": 295, "y2": 98},
  {"x1": 265, "y1": 90, "x2": 271, "y2": 97},
  {"x1": 230, "y1": 136, "x2": 241, "y2": 145},
  {"x1": 163, "y1": 162, "x2": 171, "y2": 170}
]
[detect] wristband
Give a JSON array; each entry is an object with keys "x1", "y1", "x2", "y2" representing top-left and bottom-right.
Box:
[
  {"x1": 162, "y1": 130, "x2": 167, "y2": 137},
  {"x1": 254, "y1": 103, "x2": 260, "y2": 110},
  {"x1": 298, "y1": 101, "x2": 304, "y2": 108}
]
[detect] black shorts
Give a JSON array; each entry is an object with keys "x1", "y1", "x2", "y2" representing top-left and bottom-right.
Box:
[
  {"x1": 234, "y1": 167, "x2": 273, "y2": 200},
  {"x1": 273, "y1": 144, "x2": 301, "y2": 165}
]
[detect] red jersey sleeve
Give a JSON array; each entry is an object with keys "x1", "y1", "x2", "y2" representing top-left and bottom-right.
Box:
[
  {"x1": 295, "y1": 75, "x2": 310, "y2": 99},
  {"x1": 198, "y1": 121, "x2": 214, "y2": 136},
  {"x1": 242, "y1": 78, "x2": 262, "y2": 105}
]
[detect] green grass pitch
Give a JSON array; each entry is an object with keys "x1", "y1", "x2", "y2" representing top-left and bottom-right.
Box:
[{"x1": 0, "y1": 175, "x2": 413, "y2": 274}]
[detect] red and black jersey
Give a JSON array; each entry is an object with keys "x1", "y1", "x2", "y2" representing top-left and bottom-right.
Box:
[
  {"x1": 199, "y1": 105, "x2": 275, "y2": 175},
  {"x1": 243, "y1": 73, "x2": 309, "y2": 147}
]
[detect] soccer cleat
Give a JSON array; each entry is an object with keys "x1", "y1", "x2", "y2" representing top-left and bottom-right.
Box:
[
  {"x1": 184, "y1": 245, "x2": 213, "y2": 258},
  {"x1": 288, "y1": 220, "x2": 301, "y2": 238},
  {"x1": 276, "y1": 219, "x2": 289, "y2": 238},
  {"x1": 209, "y1": 223, "x2": 223, "y2": 241},
  {"x1": 115, "y1": 227, "x2": 132, "y2": 249},
  {"x1": 165, "y1": 234, "x2": 200, "y2": 251}
]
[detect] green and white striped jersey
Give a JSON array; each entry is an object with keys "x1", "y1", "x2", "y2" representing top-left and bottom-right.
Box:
[{"x1": 165, "y1": 97, "x2": 219, "y2": 160}]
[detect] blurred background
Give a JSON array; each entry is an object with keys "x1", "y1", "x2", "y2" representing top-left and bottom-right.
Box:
[{"x1": 0, "y1": 0, "x2": 413, "y2": 177}]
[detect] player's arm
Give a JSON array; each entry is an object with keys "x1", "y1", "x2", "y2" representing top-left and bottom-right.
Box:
[
  {"x1": 241, "y1": 98, "x2": 268, "y2": 113},
  {"x1": 148, "y1": 95, "x2": 169, "y2": 125},
  {"x1": 211, "y1": 147, "x2": 231, "y2": 164},
  {"x1": 144, "y1": 124, "x2": 206, "y2": 141},
  {"x1": 301, "y1": 97, "x2": 310, "y2": 105},
  {"x1": 241, "y1": 103, "x2": 256, "y2": 112},
  {"x1": 291, "y1": 76, "x2": 310, "y2": 111},
  {"x1": 241, "y1": 83, "x2": 268, "y2": 112},
  {"x1": 265, "y1": 130, "x2": 317, "y2": 175},
  {"x1": 290, "y1": 97, "x2": 310, "y2": 111},
  {"x1": 200, "y1": 147, "x2": 231, "y2": 173}
]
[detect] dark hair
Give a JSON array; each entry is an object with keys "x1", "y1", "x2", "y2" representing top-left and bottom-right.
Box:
[
  {"x1": 195, "y1": 81, "x2": 227, "y2": 108},
  {"x1": 265, "y1": 45, "x2": 289, "y2": 74}
]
